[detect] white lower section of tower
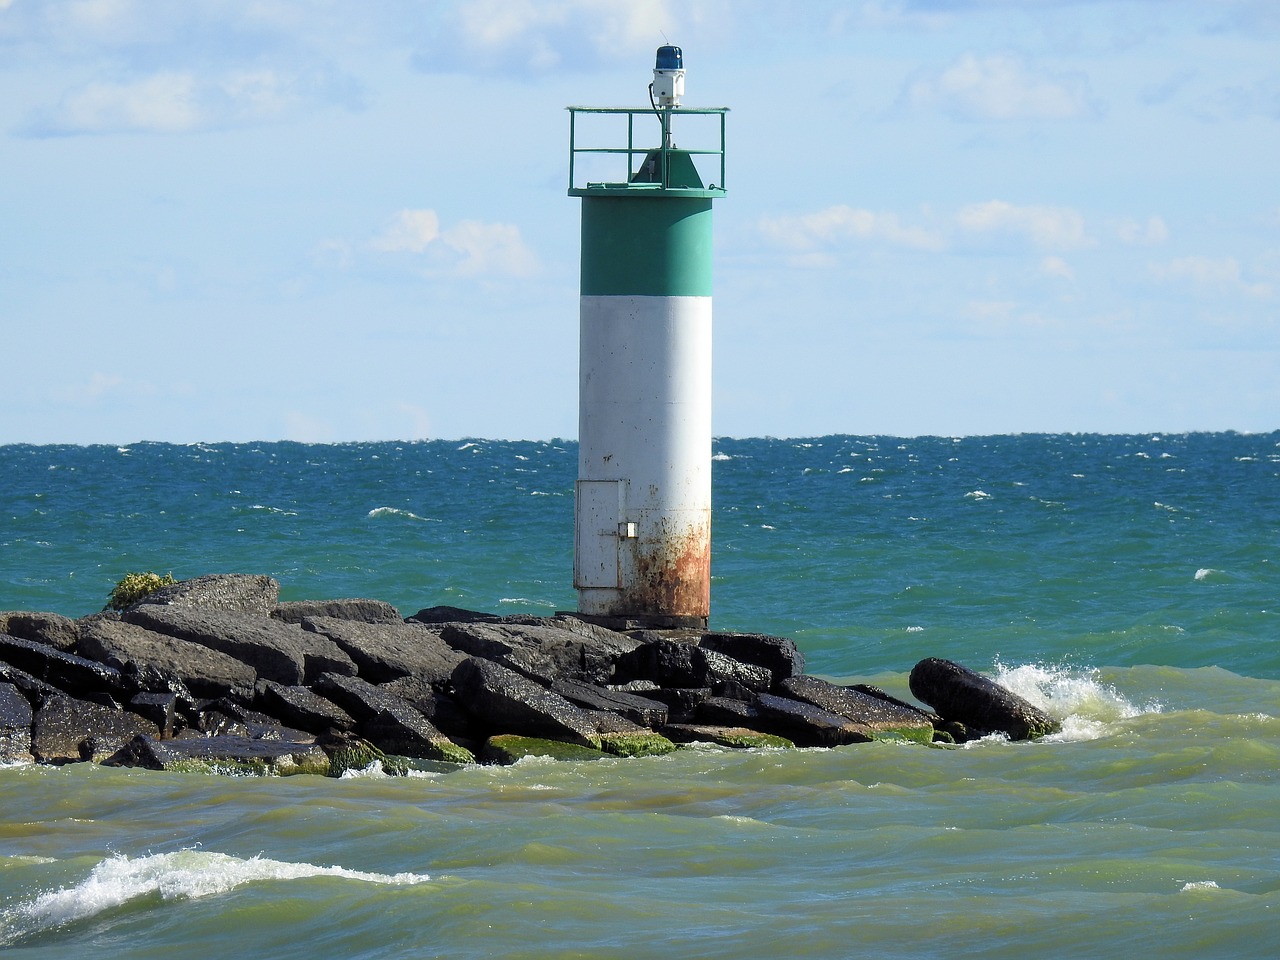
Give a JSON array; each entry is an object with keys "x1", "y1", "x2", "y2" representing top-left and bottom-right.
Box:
[{"x1": 575, "y1": 294, "x2": 712, "y2": 623}]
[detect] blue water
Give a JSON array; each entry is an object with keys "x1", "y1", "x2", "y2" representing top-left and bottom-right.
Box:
[{"x1": 2, "y1": 434, "x2": 1278, "y2": 957}]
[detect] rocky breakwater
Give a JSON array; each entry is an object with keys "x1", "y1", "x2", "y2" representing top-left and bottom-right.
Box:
[{"x1": 0, "y1": 574, "x2": 1060, "y2": 776}]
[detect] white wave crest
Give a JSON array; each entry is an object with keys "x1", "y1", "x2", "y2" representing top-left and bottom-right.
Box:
[
  {"x1": 5, "y1": 850, "x2": 429, "y2": 939},
  {"x1": 367, "y1": 507, "x2": 438, "y2": 522},
  {"x1": 991, "y1": 661, "x2": 1161, "y2": 741}
]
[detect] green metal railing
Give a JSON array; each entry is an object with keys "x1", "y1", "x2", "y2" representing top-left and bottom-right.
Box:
[{"x1": 567, "y1": 106, "x2": 727, "y2": 197}]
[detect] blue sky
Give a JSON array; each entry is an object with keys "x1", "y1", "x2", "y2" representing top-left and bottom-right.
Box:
[{"x1": 2, "y1": 0, "x2": 1277, "y2": 444}]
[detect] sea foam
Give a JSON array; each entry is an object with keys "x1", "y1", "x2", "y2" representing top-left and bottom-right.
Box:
[{"x1": 3, "y1": 850, "x2": 429, "y2": 941}]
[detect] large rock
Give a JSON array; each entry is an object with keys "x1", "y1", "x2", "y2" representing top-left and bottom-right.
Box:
[
  {"x1": 550, "y1": 679, "x2": 669, "y2": 728},
  {"x1": 0, "y1": 634, "x2": 130, "y2": 703},
  {"x1": 780, "y1": 676, "x2": 936, "y2": 744},
  {"x1": 909, "y1": 658, "x2": 1060, "y2": 741},
  {"x1": 122, "y1": 607, "x2": 355, "y2": 685},
  {"x1": 0, "y1": 682, "x2": 34, "y2": 762},
  {"x1": 302, "y1": 617, "x2": 464, "y2": 684},
  {"x1": 700, "y1": 632, "x2": 805, "y2": 685},
  {"x1": 313, "y1": 673, "x2": 472, "y2": 762},
  {"x1": 105, "y1": 733, "x2": 330, "y2": 776},
  {"x1": 0, "y1": 612, "x2": 79, "y2": 652},
  {"x1": 616, "y1": 637, "x2": 772, "y2": 692},
  {"x1": 133, "y1": 574, "x2": 281, "y2": 615},
  {"x1": 31, "y1": 693, "x2": 157, "y2": 763},
  {"x1": 753, "y1": 693, "x2": 877, "y2": 747},
  {"x1": 271, "y1": 599, "x2": 401, "y2": 625},
  {"x1": 255, "y1": 681, "x2": 355, "y2": 735},
  {"x1": 79, "y1": 618, "x2": 257, "y2": 698},
  {"x1": 450, "y1": 657, "x2": 601, "y2": 748},
  {"x1": 440, "y1": 620, "x2": 638, "y2": 686}
]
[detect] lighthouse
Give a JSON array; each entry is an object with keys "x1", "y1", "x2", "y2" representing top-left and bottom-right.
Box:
[{"x1": 568, "y1": 46, "x2": 727, "y2": 629}]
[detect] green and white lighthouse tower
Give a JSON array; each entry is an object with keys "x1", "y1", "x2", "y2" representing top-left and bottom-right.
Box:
[{"x1": 568, "y1": 46, "x2": 727, "y2": 629}]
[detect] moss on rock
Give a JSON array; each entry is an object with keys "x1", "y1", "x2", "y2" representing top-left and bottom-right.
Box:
[
  {"x1": 599, "y1": 731, "x2": 677, "y2": 758},
  {"x1": 480, "y1": 735, "x2": 609, "y2": 765}
]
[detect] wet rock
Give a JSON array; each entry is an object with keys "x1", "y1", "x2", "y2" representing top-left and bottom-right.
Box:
[
  {"x1": 106, "y1": 733, "x2": 330, "y2": 776},
  {"x1": 0, "y1": 634, "x2": 130, "y2": 702},
  {"x1": 406, "y1": 605, "x2": 502, "y2": 625},
  {"x1": 132, "y1": 574, "x2": 281, "y2": 616},
  {"x1": 909, "y1": 658, "x2": 1060, "y2": 741},
  {"x1": 0, "y1": 612, "x2": 80, "y2": 652},
  {"x1": 0, "y1": 662, "x2": 56, "y2": 706},
  {"x1": 255, "y1": 681, "x2": 355, "y2": 735},
  {"x1": 753, "y1": 692, "x2": 876, "y2": 747},
  {"x1": 31, "y1": 693, "x2": 158, "y2": 763},
  {"x1": 451, "y1": 657, "x2": 601, "y2": 748},
  {"x1": 696, "y1": 695, "x2": 760, "y2": 727},
  {"x1": 700, "y1": 632, "x2": 805, "y2": 685},
  {"x1": 79, "y1": 618, "x2": 257, "y2": 699},
  {"x1": 441, "y1": 620, "x2": 638, "y2": 686},
  {"x1": 780, "y1": 675, "x2": 936, "y2": 744},
  {"x1": 615, "y1": 637, "x2": 705, "y2": 688},
  {"x1": 313, "y1": 673, "x2": 473, "y2": 763},
  {"x1": 597, "y1": 730, "x2": 677, "y2": 757},
  {"x1": 642, "y1": 686, "x2": 712, "y2": 724},
  {"x1": 479, "y1": 734, "x2": 608, "y2": 764},
  {"x1": 661, "y1": 724, "x2": 794, "y2": 749},
  {"x1": 271, "y1": 599, "x2": 402, "y2": 625},
  {"x1": 550, "y1": 679, "x2": 669, "y2": 728},
  {"x1": 0, "y1": 683, "x2": 34, "y2": 762},
  {"x1": 377, "y1": 676, "x2": 477, "y2": 742},
  {"x1": 130, "y1": 692, "x2": 179, "y2": 739},
  {"x1": 302, "y1": 617, "x2": 463, "y2": 684}
]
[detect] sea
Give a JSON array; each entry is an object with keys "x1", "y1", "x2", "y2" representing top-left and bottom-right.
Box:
[{"x1": 1, "y1": 433, "x2": 1277, "y2": 958}]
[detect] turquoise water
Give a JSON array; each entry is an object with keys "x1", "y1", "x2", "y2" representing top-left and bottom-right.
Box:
[{"x1": 2, "y1": 435, "x2": 1278, "y2": 956}]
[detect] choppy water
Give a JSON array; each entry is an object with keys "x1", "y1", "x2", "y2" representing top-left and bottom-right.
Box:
[{"x1": 2, "y1": 434, "x2": 1278, "y2": 957}]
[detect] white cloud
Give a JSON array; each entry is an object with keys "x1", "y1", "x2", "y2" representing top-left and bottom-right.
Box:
[
  {"x1": 373, "y1": 209, "x2": 441, "y2": 254},
  {"x1": 26, "y1": 66, "x2": 358, "y2": 135},
  {"x1": 957, "y1": 200, "x2": 1091, "y2": 250},
  {"x1": 1115, "y1": 216, "x2": 1169, "y2": 245},
  {"x1": 1150, "y1": 256, "x2": 1272, "y2": 298},
  {"x1": 371, "y1": 208, "x2": 537, "y2": 277},
  {"x1": 907, "y1": 53, "x2": 1099, "y2": 121},
  {"x1": 759, "y1": 205, "x2": 946, "y2": 252},
  {"x1": 1040, "y1": 256, "x2": 1075, "y2": 281}
]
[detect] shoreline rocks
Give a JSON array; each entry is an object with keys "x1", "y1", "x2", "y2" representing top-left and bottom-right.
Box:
[{"x1": 0, "y1": 573, "x2": 1061, "y2": 775}]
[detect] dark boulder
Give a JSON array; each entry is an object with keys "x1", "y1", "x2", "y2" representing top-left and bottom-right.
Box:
[
  {"x1": 0, "y1": 612, "x2": 80, "y2": 652},
  {"x1": 0, "y1": 682, "x2": 34, "y2": 762},
  {"x1": 130, "y1": 692, "x2": 179, "y2": 739},
  {"x1": 31, "y1": 693, "x2": 157, "y2": 763},
  {"x1": 550, "y1": 679, "x2": 669, "y2": 728},
  {"x1": 255, "y1": 681, "x2": 355, "y2": 735},
  {"x1": 753, "y1": 692, "x2": 876, "y2": 747},
  {"x1": 909, "y1": 658, "x2": 1060, "y2": 741},
  {"x1": 132, "y1": 574, "x2": 280, "y2": 615},
  {"x1": 79, "y1": 618, "x2": 256, "y2": 699},
  {"x1": 780, "y1": 676, "x2": 936, "y2": 744},
  {"x1": 700, "y1": 632, "x2": 805, "y2": 685},
  {"x1": 313, "y1": 673, "x2": 472, "y2": 763},
  {"x1": 0, "y1": 661, "x2": 56, "y2": 706},
  {"x1": 302, "y1": 617, "x2": 464, "y2": 685},
  {"x1": 450, "y1": 657, "x2": 601, "y2": 748},
  {"x1": 407, "y1": 605, "x2": 502, "y2": 624},
  {"x1": 0, "y1": 634, "x2": 130, "y2": 702},
  {"x1": 272, "y1": 599, "x2": 401, "y2": 625},
  {"x1": 696, "y1": 695, "x2": 760, "y2": 727}
]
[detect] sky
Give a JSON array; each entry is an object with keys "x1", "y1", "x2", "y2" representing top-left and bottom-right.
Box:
[{"x1": 2, "y1": 0, "x2": 1278, "y2": 444}]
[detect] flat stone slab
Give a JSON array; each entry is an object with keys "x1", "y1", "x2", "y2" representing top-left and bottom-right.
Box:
[
  {"x1": 0, "y1": 612, "x2": 80, "y2": 652},
  {"x1": 440, "y1": 620, "x2": 638, "y2": 686},
  {"x1": 123, "y1": 607, "x2": 355, "y2": 685},
  {"x1": 780, "y1": 676, "x2": 936, "y2": 744},
  {"x1": 550, "y1": 680, "x2": 669, "y2": 728},
  {"x1": 662, "y1": 724, "x2": 795, "y2": 750},
  {"x1": 754, "y1": 692, "x2": 876, "y2": 747},
  {"x1": 0, "y1": 634, "x2": 129, "y2": 702},
  {"x1": 302, "y1": 617, "x2": 463, "y2": 684},
  {"x1": 256, "y1": 681, "x2": 355, "y2": 735},
  {"x1": 313, "y1": 673, "x2": 473, "y2": 763},
  {"x1": 106, "y1": 733, "x2": 330, "y2": 776},
  {"x1": 79, "y1": 618, "x2": 257, "y2": 698},
  {"x1": 272, "y1": 599, "x2": 401, "y2": 625},
  {"x1": 133, "y1": 574, "x2": 280, "y2": 616}
]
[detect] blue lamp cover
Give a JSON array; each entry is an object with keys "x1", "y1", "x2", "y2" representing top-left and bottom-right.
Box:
[{"x1": 655, "y1": 45, "x2": 683, "y2": 70}]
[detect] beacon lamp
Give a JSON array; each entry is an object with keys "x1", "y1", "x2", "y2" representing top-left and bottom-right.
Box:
[{"x1": 652, "y1": 45, "x2": 684, "y2": 107}]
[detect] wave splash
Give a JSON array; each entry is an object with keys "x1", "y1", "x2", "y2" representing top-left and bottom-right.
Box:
[
  {"x1": 3, "y1": 850, "x2": 429, "y2": 942},
  {"x1": 991, "y1": 661, "x2": 1162, "y2": 741}
]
